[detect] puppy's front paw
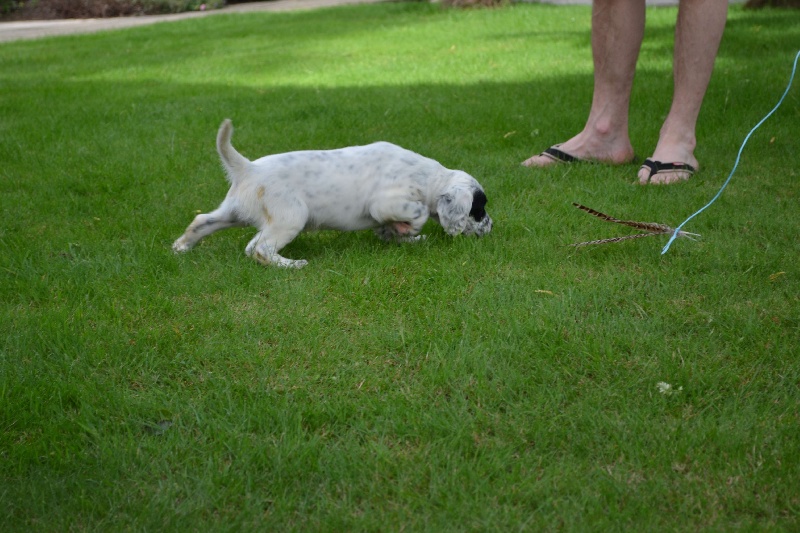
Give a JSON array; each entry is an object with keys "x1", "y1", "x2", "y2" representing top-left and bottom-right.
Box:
[
  {"x1": 374, "y1": 224, "x2": 426, "y2": 244},
  {"x1": 395, "y1": 234, "x2": 426, "y2": 244},
  {"x1": 374, "y1": 225, "x2": 398, "y2": 242},
  {"x1": 392, "y1": 221, "x2": 414, "y2": 235}
]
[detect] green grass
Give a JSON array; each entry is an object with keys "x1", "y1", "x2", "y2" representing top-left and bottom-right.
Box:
[{"x1": 1, "y1": 2, "x2": 799, "y2": 530}]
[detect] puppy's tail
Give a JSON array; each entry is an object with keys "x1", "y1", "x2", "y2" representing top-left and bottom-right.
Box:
[{"x1": 216, "y1": 119, "x2": 251, "y2": 184}]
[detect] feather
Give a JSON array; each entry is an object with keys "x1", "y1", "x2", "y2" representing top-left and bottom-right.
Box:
[
  {"x1": 569, "y1": 232, "x2": 661, "y2": 247},
  {"x1": 570, "y1": 203, "x2": 700, "y2": 247}
]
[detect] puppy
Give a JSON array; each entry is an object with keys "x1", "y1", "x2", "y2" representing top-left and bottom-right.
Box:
[{"x1": 173, "y1": 119, "x2": 492, "y2": 268}]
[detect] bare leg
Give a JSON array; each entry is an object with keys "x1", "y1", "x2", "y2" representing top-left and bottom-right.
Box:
[
  {"x1": 639, "y1": 0, "x2": 727, "y2": 184},
  {"x1": 523, "y1": 0, "x2": 643, "y2": 167}
]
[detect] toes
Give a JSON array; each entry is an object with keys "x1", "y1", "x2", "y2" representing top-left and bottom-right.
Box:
[
  {"x1": 661, "y1": 172, "x2": 692, "y2": 185},
  {"x1": 521, "y1": 155, "x2": 556, "y2": 167},
  {"x1": 648, "y1": 173, "x2": 669, "y2": 185},
  {"x1": 639, "y1": 170, "x2": 692, "y2": 185},
  {"x1": 637, "y1": 159, "x2": 695, "y2": 185}
]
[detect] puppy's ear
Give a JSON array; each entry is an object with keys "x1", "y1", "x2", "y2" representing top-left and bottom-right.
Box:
[
  {"x1": 469, "y1": 190, "x2": 488, "y2": 222},
  {"x1": 437, "y1": 187, "x2": 473, "y2": 236}
]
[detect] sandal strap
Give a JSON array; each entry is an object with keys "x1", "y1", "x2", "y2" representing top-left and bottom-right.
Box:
[
  {"x1": 542, "y1": 146, "x2": 584, "y2": 163},
  {"x1": 640, "y1": 158, "x2": 697, "y2": 175}
]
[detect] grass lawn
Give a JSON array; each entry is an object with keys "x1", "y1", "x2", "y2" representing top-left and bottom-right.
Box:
[{"x1": 1, "y1": 1, "x2": 799, "y2": 530}]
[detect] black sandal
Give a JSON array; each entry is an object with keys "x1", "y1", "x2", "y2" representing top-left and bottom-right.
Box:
[
  {"x1": 639, "y1": 158, "x2": 696, "y2": 183},
  {"x1": 539, "y1": 145, "x2": 587, "y2": 164}
]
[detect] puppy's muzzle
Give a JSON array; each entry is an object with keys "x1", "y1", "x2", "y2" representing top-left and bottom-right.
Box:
[{"x1": 463, "y1": 214, "x2": 493, "y2": 237}]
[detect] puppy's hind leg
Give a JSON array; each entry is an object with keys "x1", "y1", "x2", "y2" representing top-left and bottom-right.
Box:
[
  {"x1": 245, "y1": 230, "x2": 308, "y2": 269},
  {"x1": 173, "y1": 204, "x2": 244, "y2": 253},
  {"x1": 244, "y1": 203, "x2": 310, "y2": 268}
]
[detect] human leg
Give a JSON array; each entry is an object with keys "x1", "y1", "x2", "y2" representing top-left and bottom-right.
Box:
[
  {"x1": 523, "y1": 0, "x2": 644, "y2": 167},
  {"x1": 638, "y1": 0, "x2": 727, "y2": 184}
]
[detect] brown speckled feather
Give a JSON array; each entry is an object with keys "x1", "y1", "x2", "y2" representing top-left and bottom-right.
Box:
[{"x1": 571, "y1": 203, "x2": 700, "y2": 247}]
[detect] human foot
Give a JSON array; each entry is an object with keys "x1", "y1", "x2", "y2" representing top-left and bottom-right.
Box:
[
  {"x1": 522, "y1": 145, "x2": 588, "y2": 166},
  {"x1": 637, "y1": 144, "x2": 699, "y2": 185},
  {"x1": 638, "y1": 159, "x2": 696, "y2": 185},
  {"x1": 521, "y1": 136, "x2": 635, "y2": 168}
]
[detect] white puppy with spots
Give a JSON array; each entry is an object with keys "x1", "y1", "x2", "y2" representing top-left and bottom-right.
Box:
[{"x1": 173, "y1": 119, "x2": 493, "y2": 268}]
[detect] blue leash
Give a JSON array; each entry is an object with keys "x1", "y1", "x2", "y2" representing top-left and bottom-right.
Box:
[{"x1": 661, "y1": 49, "x2": 800, "y2": 255}]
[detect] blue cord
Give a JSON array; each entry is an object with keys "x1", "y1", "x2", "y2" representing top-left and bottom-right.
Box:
[{"x1": 662, "y1": 50, "x2": 800, "y2": 255}]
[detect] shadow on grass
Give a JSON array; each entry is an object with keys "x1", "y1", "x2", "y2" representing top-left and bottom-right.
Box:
[
  {"x1": 0, "y1": 3, "x2": 798, "y2": 260},
  {"x1": 0, "y1": 75, "x2": 795, "y2": 271}
]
